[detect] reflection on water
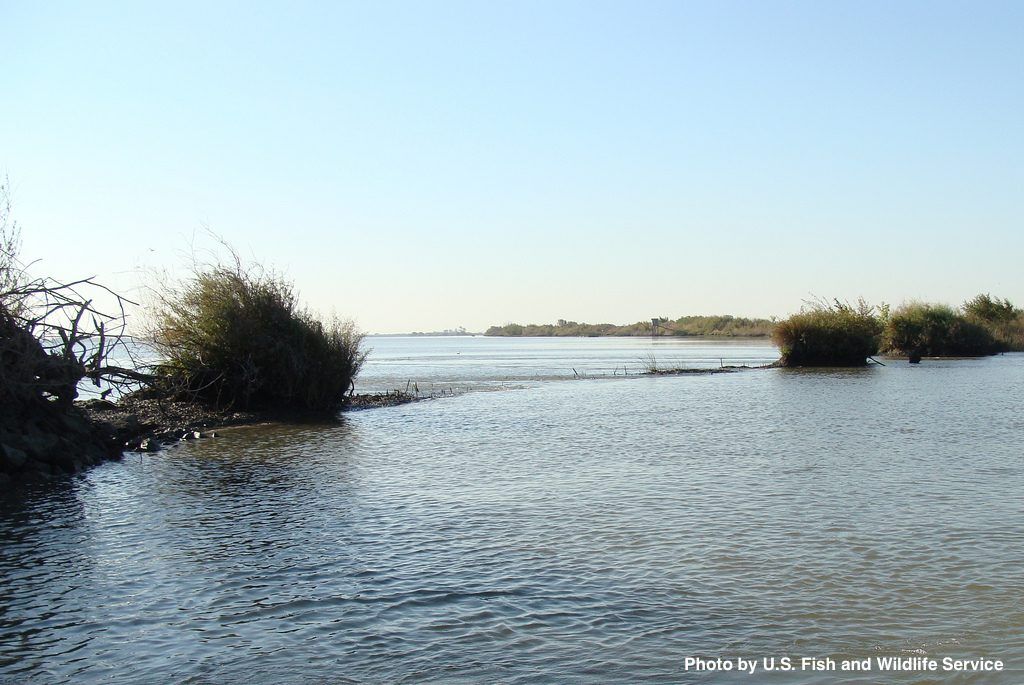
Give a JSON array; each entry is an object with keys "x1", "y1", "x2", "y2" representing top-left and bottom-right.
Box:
[{"x1": 2, "y1": 339, "x2": 1024, "y2": 683}]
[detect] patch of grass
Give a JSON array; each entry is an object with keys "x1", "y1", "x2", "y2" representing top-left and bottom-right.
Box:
[
  {"x1": 149, "y1": 254, "x2": 365, "y2": 412},
  {"x1": 772, "y1": 299, "x2": 882, "y2": 367}
]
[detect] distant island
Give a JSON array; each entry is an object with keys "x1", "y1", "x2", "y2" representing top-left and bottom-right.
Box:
[{"x1": 485, "y1": 315, "x2": 775, "y2": 337}]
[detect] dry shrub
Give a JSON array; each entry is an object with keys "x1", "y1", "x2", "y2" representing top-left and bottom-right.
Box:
[{"x1": 149, "y1": 254, "x2": 365, "y2": 411}]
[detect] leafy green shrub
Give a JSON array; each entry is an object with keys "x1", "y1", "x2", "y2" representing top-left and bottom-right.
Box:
[
  {"x1": 963, "y1": 293, "x2": 1016, "y2": 324},
  {"x1": 962, "y1": 293, "x2": 1024, "y2": 352},
  {"x1": 772, "y1": 300, "x2": 882, "y2": 367},
  {"x1": 882, "y1": 302, "x2": 999, "y2": 357},
  {"x1": 150, "y1": 259, "x2": 365, "y2": 411},
  {"x1": 990, "y1": 312, "x2": 1024, "y2": 352}
]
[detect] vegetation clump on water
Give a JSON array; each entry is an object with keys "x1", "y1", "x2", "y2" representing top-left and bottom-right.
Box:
[
  {"x1": 772, "y1": 294, "x2": 1024, "y2": 366},
  {"x1": 961, "y1": 293, "x2": 1024, "y2": 352},
  {"x1": 148, "y1": 251, "x2": 366, "y2": 412},
  {"x1": 880, "y1": 302, "x2": 999, "y2": 358},
  {"x1": 772, "y1": 299, "x2": 882, "y2": 367}
]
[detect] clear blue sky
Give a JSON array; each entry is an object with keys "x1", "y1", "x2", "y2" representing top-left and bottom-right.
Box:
[{"x1": 3, "y1": 1, "x2": 1022, "y2": 333}]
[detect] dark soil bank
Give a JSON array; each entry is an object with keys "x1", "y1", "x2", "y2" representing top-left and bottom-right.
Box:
[
  {"x1": 1, "y1": 390, "x2": 419, "y2": 484},
  {"x1": 0, "y1": 403, "x2": 121, "y2": 484}
]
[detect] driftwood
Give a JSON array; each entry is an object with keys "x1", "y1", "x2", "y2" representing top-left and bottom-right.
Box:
[
  {"x1": 1, "y1": 184, "x2": 147, "y2": 405},
  {"x1": 1, "y1": 276, "x2": 144, "y2": 403}
]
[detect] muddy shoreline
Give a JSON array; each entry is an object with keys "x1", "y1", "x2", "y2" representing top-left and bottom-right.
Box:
[{"x1": 77, "y1": 390, "x2": 421, "y2": 455}]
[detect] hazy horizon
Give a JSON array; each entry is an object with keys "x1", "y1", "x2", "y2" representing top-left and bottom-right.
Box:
[{"x1": 4, "y1": 1, "x2": 1022, "y2": 334}]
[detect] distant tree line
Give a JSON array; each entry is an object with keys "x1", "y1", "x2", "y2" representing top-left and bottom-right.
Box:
[{"x1": 485, "y1": 315, "x2": 775, "y2": 338}]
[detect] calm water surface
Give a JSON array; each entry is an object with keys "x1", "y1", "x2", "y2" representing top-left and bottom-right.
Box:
[
  {"x1": 353, "y1": 335, "x2": 778, "y2": 393},
  {"x1": 2, "y1": 337, "x2": 1023, "y2": 683}
]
